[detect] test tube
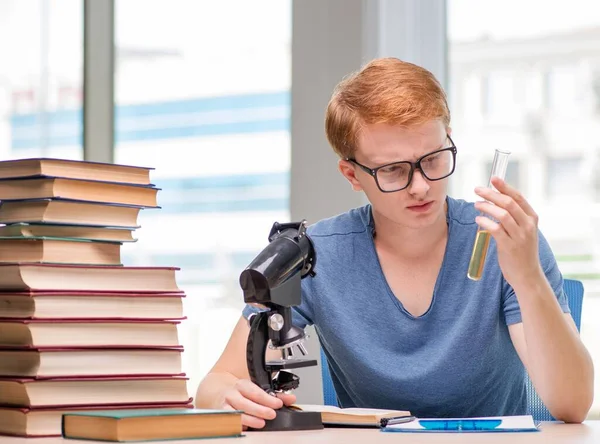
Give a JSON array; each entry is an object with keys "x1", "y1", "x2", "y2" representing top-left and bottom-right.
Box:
[{"x1": 467, "y1": 149, "x2": 511, "y2": 281}]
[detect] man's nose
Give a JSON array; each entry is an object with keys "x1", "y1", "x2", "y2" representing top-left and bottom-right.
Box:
[{"x1": 407, "y1": 169, "x2": 430, "y2": 196}]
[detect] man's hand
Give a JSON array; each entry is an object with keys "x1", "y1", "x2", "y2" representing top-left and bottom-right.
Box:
[
  {"x1": 221, "y1": 379, "x2": 297, "y2": 429},
  {"x1": 474, "y1": 176, "x2": 544, "y2": 292},
  {"x1": 475, "y1": 177, "x2": 594, "y2": 422}
]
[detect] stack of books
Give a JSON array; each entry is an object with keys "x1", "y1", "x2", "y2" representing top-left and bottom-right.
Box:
[{"x1": 0, "y1": 158, "x2": 192, "y2": 438}]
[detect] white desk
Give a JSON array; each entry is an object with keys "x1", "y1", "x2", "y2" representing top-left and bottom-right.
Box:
[{"x1": 2, "y1": 421, "x2": 600, "y2": 443}]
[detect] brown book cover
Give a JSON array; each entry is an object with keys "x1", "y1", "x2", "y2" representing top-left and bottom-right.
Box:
[
  {"x1": 0, "y1": 199, "x2": 142, "y2": 227},
  {"x1": 0, "y1": 223, "x2": 137, "y2": 242},
  {"x1": 62, "y1": 408, "x2": 242, "y2": 442},
  {"x1": 0, "y1": 238, "x2": 122, "y2": 265},
  {"x1": 0, "y1": 177, "x2": 159, "y2": 207},
  {"x1": 0, "y1": 158, "x2": 153, "y2": 186},
  {"x1": 0, "y1": 291, "x2": 185, "y2": 320},
  {"x1": 0, "y1": 319, "x2": 182, "y2": 348},
  {"x1": 0, "y1": 263, "x2": 180, "y2": 292},
  {"x1": 0, "y1": 403, "x2": 194, "y2": 437},
  {"x1": 0, "y1": 376, "x2": 192, "y2": 408},
  {"x1": 0, "y1": 347, "x2": 184, "y2": 378}
]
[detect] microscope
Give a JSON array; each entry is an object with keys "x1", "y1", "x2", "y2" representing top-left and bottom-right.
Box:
[{"x1": 239, "y1": 220, "x2": 324, "y2": 431}]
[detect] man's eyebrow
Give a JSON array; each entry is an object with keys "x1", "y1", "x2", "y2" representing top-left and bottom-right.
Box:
[
  {"x1": 406, "y1": 142, "x2": 447, "y2": 161},
  {"x1": 368, "y1": 138, "x2": 449, "y2": 164}
]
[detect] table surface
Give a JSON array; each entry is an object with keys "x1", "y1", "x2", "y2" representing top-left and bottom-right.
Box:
[{"x1": 3, "y1": 421, "x2": 600, "y2": 444}]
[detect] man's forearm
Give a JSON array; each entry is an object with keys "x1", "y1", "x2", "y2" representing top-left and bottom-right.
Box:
[
  {"x1": 516, "y1": 275, "x2": 594, "y2": 423},
  {"x1": 195, "y1": 371, "x2": 239, "y2": 409}
]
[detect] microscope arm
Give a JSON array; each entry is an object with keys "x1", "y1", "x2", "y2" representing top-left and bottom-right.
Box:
[{"x1": 246, "y1": 311, "x2": 271, "y2": 391}]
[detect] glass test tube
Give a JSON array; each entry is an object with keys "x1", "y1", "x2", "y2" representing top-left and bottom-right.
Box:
[{"x1": 467, "y1": 149, "x2": 511, "y2": 281}]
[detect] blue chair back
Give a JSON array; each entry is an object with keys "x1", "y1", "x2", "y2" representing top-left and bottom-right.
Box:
[
  {"x1": 320, "y1": 348, "x2": 338, "y2": 406},
  {"x1": 527, "y1": 279, "x2": 584, "y2": 421},
  {"x1": 320, "y1": 279, "x2": 585, "y2": 418}
]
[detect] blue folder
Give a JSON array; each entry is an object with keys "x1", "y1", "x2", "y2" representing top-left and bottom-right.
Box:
[{"x1": 381, "y1": 416, "x2": 540, "y2": 433}]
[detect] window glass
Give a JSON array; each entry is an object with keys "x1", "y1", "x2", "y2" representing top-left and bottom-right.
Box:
[
  {"x1": 0, "y1": 0, "x2": 83, "y2": 160},
  {"x1": 449, "y1": 0, "x2": 600, "y2": 415},
  {"x1": 115, "y1": 0, "x2": 291, "y2": 395}
]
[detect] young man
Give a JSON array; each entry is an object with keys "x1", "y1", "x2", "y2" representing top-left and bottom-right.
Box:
[{"x1": 196, "y1": 58, "x2": 594, "y2": 428}]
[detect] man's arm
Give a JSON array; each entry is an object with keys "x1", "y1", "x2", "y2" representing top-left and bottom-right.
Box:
[
  {"x1": 195, "y1": 315, "x2": 295, "y2": 429},
  {"x1": 474, "y1": 177, "x2": 594, "y2": 423},
  {"x1": 508, "y1": 281, "x2": 594, "y2": 423}
]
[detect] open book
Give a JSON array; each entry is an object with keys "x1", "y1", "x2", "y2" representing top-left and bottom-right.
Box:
[{"x1": 292, "y1": 404, "x2": 411, "y2": 427}]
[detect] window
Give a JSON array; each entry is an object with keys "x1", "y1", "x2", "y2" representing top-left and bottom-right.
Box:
[
  {"x1": 546, "y1": 157, "x2": 586, "y2": 199},
  {"x1": 547, "y1": 66, "x2": 581, "y2": 116},
  {"x1": 524, "y1": 70, "x2": 544, "y2": 112},
  {"x1": 114, "y1": 0, "x2": 291, "y2": 396},
  {"x1": 463, "y1": 74, "x2": 484, "y2": 120},
  {"x1": 449, "y1": 0, "x2": 600, "y2": 417},
  {"x1": 0, "y1": 0, "x2": 83, "y2": 160},
  {"x1": 483, "y1": 71, "x2": 517, "y2": 121}
]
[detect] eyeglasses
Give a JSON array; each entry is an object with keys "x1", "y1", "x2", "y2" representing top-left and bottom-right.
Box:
[{"x1": 346, "y1": 136, "x2": 457, "y2": 193}]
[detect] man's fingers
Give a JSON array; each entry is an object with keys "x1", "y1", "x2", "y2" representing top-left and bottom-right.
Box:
[
  {"x1": 223, "y1": 402, "x2": 267, "y2": 430},
  {"x1": 236, "y1": 380, "x2": 284, "y2": 409},
  {"x1": 475, "y1": 185, "x2": 529, "y2": 228},
  {"x1": 475, "y1": 215, "x2": 509, "y2": 244},
  {"x1": 490, "y1": 176, "x2": 538, "y2": 220},
  {"x1": 242, "y1": 414, "x2": 266, "y2": 430},
  {"x1": 223, "y1": 381, "x2": 294, "y2": 430},
  {"x1": 474, "y1": 201, "x2": 519, "y2": 238},
  {"x1": 225, "y1": 391, "x2": 277, "y2": 421},
  {"x1": 276, "y1": 392, "x2": 297, "y2": 406}
]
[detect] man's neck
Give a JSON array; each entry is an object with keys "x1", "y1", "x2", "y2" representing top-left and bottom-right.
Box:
[{"x1": 372, "y1": 203, "x2": 448, "y2": 261}]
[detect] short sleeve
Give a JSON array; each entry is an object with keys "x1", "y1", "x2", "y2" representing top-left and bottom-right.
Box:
[
  {"x1": 241, "y1": 279, "x2": 315, "y2": 330},
  {"x1": 502, "y1": 230, "x2": 571, "y2": 325}
]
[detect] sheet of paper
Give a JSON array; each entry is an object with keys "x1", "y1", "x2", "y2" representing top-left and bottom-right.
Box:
[{"x1": 386, "y1": 415, "x2": 538, "y2": 432}]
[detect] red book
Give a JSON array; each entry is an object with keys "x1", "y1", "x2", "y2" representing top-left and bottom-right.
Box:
[
  {"x1": 0, "y1": 158, "x2": 154, "y2": 185},
  {"x1": 0, "y1": 238, "x2": 123, "y2": 266},
  {"x1": 0, "y1": 263, "x2": 180, "y2": 292},
  {"x1": 0, "y1": 177, "x2": 159, "y2": 207},
  {"x1": 0, "y1": 376, "x2": 192, "y2": 408},
  {"x1": 0, "y1": 290, "x2": 185, "y2": 320},
  {"x1": 0, "y1": 319, "x2": 181, "y2": 348},
  {"x1": 0, "y1": 199, "x2": 143, "y2": 227},
  {"x1": 0, "y1": 347, "x2": 184, "y2": 378}
]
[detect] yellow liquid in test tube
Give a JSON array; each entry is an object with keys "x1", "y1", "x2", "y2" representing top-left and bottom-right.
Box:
[
  {"x1": 467, "y1": 230, "x2": 491, "y2": 280},
  {"x1": 467, "y1": 149, "x2": 510, "y2": 281}
]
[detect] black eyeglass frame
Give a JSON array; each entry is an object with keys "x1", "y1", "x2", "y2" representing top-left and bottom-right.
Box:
[{"x1": 346, "y1": 136, "x2": 458, "y2": 193}]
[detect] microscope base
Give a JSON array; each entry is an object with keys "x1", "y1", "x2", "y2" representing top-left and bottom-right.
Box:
[{"x1": 255, "y1": 407, "x2": 323, "y2": 431}]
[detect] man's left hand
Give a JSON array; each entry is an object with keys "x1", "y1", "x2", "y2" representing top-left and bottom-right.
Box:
[{"x1": 474, "y1": 176, "x2": 544, "y2": 291}]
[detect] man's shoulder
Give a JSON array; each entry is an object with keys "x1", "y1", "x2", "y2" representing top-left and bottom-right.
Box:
[
  {"x1": 307, "y1": 205, "x2": 371, "y2": 238},
  {"x1": 447, "y1": 196, "x2": 479, "y2": 227}
]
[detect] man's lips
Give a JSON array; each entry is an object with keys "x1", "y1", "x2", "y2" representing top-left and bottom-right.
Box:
[{"x1": 407, "y1": 201, "x2": 434, "y2": 211}]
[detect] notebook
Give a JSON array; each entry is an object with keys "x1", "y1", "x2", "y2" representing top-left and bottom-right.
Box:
[
  {"x1": 382, "y1": 415, "x2": 539, "y2": 433},
  {"x1": 292, "y1": 404, "x2": 411, "y2": 427}
]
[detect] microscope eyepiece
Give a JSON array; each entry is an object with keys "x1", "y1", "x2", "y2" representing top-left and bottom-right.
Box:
[{"x1": 240, "y1": 221, "x2": 315, "y2": 307}]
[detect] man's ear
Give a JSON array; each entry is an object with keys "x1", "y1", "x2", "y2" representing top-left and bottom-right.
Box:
[{"x1": 338, "y1": 159, "x2": 363, "y2": 192}]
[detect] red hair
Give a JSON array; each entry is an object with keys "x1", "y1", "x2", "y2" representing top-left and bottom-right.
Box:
[{"x1": 325, "y1": 58, "x2": 450, "y2": 158}]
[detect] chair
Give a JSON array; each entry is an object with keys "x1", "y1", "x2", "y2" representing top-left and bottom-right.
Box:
[
  {"x1": 320, "y1": 278, "x2": 585, "y2": 420},
  {"x1": 527, "y1": 278, "x2": 584, "y2": 421}
]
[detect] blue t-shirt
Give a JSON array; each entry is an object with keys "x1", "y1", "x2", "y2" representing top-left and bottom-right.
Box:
[{"x1": 242, "y1": 197, "x2": 570, "y2": 418}]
